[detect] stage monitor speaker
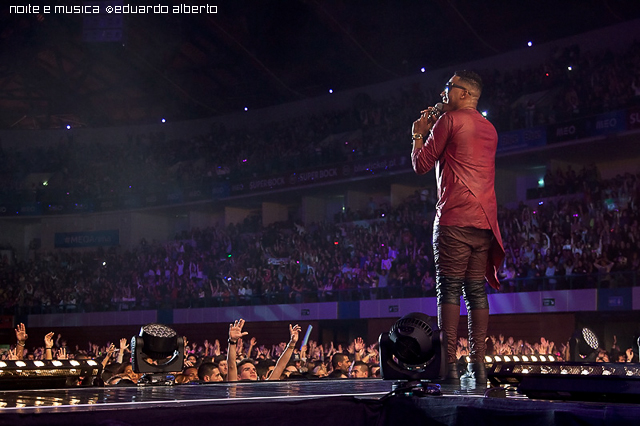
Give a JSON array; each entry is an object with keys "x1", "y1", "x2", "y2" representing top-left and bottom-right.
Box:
[{"x1": 488, "y1": 361, "x2": 640, "y2": 403}]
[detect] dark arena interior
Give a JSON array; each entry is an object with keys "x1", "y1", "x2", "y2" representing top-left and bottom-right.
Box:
[{"x1": 1, "y1": 1, "x2": 640, "y2": 424}]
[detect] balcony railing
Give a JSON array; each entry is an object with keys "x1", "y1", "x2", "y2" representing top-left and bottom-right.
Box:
[{"x1": 6, "y1": 270, "x2": 639, "y2": 316}]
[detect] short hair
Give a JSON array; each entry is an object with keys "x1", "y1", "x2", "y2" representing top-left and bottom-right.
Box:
[
  {"x1": 353, "y1": 361, "x2": 369, "y2": 372},
  {"x1": 331, "y1": 352, "x2": 350, "y2": 371},
  {"x1": 256, "y1": 359, "x2": 276, "y2": 379},
  {"x1": 454, "y1": 70, "x2": 483, "y2": 96},
  {"x1": 214, "y1": 355, "x2": 226, "y2": 365},
  {"x1": 237, "y1": 358, "x2": 256, "y2": 374},
  {"x1": 197, "y1": 362, "x2": 217, "y2": 381}
]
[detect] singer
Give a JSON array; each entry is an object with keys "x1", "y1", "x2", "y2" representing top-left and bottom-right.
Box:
[{"x1": 411, "y1": 70, "x2": 504, "y2": 385}]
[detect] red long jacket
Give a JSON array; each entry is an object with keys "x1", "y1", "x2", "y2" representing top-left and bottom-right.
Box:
[{"x1": 412, "y1": 108, "x2": 505, "y2": 289}]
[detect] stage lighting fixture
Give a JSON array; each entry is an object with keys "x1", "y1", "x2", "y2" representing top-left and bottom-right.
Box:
[
  {"x1": 488, "y1": 360, "x2": 640, "y2": 403},
  {"x1": 132, "y1": 323, "x2": 184, "y2": 375},
  {"x1": 485, "y1": 354, "x2": 555, "y2": 364},
  {"x1": 379, "y1": 312, "x2": 446, "y2": 382},
  {"x1": 0, "y1": 359, "x2": 100, "y2": 390},
  {"x1": 569, "y1": 327, "x2": 599, "y2": 362}
]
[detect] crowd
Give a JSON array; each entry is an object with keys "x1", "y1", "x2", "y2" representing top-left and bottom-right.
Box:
[
  {"x1": 4, "y1": 321, "x2": 381, "y2": 384},
  {"x1": 5, "y1": 320, "x2": 637, "y2": 386},
  {"x1": 0, "y1": 40, "x2": 638, "y2": 207},
  {"x1": 498, "y1": 166, "x2": 640, "y2": 292},
  {"x1": 0, "y1": 163, "x2": 639, "y2": 313}
]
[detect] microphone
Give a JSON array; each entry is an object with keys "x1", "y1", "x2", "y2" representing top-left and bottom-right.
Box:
[{"x1": 427, "y1": 102, "x2": 444, "y2": 122}]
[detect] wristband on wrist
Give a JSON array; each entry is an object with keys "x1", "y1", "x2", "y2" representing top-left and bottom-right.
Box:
[
  {"x1": 17, "y1": 341, "x2": 26, "y2": 347},
  {"x1": 228, "y1": 339, "x2": 237, "y2": 345}
]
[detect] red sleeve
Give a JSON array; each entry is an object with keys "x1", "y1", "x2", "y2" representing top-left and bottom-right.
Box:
[{"x1": 411, "y1": 114, "x2": 451, "y2": 174}]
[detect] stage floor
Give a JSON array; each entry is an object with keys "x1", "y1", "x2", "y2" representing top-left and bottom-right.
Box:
[
  {"x1": 0, "y1": 379, "x2": 403, "y2": 413},
  {"x1": 1, "y1": 379, "x2": 640, "y2": 426}
]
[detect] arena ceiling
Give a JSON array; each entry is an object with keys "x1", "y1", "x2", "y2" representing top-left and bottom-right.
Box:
[{"x1": 1, "y1": 0, "x2": 639, "y2": 130}]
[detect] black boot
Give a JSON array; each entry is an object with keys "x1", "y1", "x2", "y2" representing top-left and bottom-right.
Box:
[
  {"x1": 438, "y1": 303, "x2": 461, "y2": 365},
  {"x1": 436, "y1": 276, "x2": 464, "y2": 385},
  {"x1": 442, "y1": 362, "x2": 459, "y2": 384}
]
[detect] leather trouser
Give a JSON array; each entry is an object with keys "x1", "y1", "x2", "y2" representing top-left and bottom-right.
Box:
[{"x1": 434, "y1": 226, "x2": 493, "y2": 365}]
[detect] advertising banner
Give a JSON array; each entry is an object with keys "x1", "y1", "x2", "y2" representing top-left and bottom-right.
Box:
[
  {"x1": 55, "y1": 230, "x2": 120, "y2": 248},
  {"x1": 547, "y1": 118, "x2": 587, "y2": 144},
  {"x1": 587, "y1": 110, "x2": 627, "y2": 136},
  {"x1": 498, "y1": 126, "x2": 547, "y2": 153}
]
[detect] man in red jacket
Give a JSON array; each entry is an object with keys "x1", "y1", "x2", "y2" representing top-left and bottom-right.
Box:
[{"x1": 411, "y1": 70, "x2": 504, "y2": 384}]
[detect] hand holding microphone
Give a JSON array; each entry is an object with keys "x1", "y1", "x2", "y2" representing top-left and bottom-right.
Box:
[
  {"x1": 412, "y1": 102, "x2": 445, "y2": 141},
  {"x1": 425, "y1": 102, "x2": 444, "y2": 122}
]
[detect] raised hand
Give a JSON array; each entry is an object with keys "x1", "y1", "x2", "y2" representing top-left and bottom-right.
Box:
[
  {"x1": 354, "y1": 337, "x2": 365, "y2": 353},
  {"x1": 44, "y1": 332, "x2": 55, "y2": 348},
  {"x1": 104, "y1": 343, "x2": 116, "y2": 361},
  {"x1": 57, "y1": 347, "x2": 68, "y2": 360},
  {"x1": 15, "y1": 323, "x2": 28, "y2": 342},
  {"x1": 229, "y1": 319, "x2": 248, "y2": 342},
  {"x1": 289, "y1": 324, "x2": 302, "y2": 345}
]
